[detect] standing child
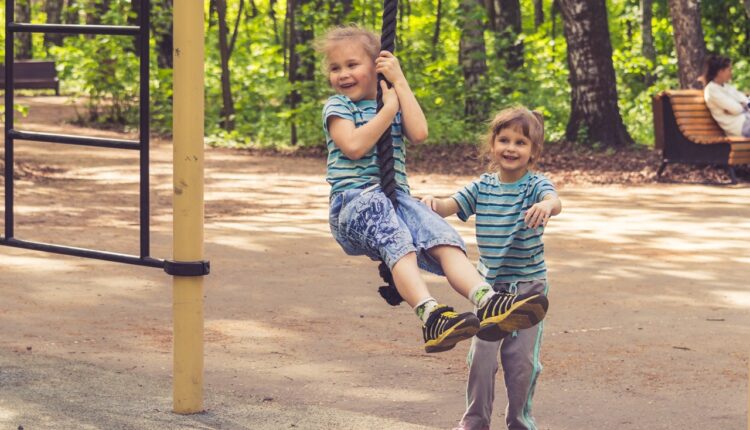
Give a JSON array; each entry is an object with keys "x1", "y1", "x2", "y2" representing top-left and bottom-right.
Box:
[
  {"x1": 317, "y1": 26, "x2": 549, "y2": 354},
  {"x1": 422, "y1": 107, "x2": 561, "y2": 429}
]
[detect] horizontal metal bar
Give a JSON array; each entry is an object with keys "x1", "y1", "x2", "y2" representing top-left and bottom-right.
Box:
[
  {"x1": 0, "y1": 237, "x2": 165, "y2": 269},
  {"x1": 8, "y1": 23, "x2": 140, "y2": 36},
  {"x1": 9, "y1": 130, "x2": 140, "y2": 150}
]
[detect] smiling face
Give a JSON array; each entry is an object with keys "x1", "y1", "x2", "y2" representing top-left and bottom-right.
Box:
[
  {"x1": 491, "y1": 126, "x2": 534, "y2": 182},
  {"x1": 326, "y1": 41, "x2": 377, "y2": 102}
]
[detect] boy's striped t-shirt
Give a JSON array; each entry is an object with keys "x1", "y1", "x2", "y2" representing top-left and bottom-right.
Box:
[
  {"x1": 452, "y1": 171, "x2": 557, "y2": 284},
  {"x1": 322, "y1": 94, "x2": 410, "y2": 196}
]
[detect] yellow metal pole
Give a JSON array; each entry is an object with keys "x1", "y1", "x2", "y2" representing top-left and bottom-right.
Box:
[{"x1": 172, "y1": 0, "x2": 205, "y2": 414}]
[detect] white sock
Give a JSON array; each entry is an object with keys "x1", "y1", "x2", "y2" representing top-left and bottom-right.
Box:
[
  {"x1": 414, "y1": 297, "x2": 439, "y2": 323},
  {"x1": 469, "y1": 282, "x2": 495, "y2": 308}
]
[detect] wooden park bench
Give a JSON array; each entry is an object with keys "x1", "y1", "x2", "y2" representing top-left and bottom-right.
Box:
[
  {"x1": 0, "y1": 60, "x2": 60, "y2": 95},
  {"x1": 653, "y1": 89, "x2": 750, "y2": 184}
]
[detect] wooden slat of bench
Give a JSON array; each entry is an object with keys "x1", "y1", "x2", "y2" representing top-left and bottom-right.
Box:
[
  {"x1": 672, "y1": 104, "x2": 711, "y2": 113},
  {"x1": 675, "y1": 117, "x2": 719, "y2": 127},
  {"x1": 683, "y1": 131, "x2": 724, "y2": 136},
  {"x1": 16, "y1": 78, "x2": 57, "y2": 84},
  {"x1": 674, "y1": 110, "x2": 715, "y2": 119},
  {"x1": 682, "y1": 137, "x2": 727, "y2": 145},
  {"x1": 729, "y1": 154, "x2": 750, "y2": 164},
  {"x1": 682, "y1": 133, "x2": 725, "y2": 142},
  {"x1": 669, "y1": 91, "x2": 704, "y2": 97},
  {"x1": 669, "y1": 96, "x2": 706, "y2": 105},
  {"x1": 683, "y1": 137, "x2": 726, "y2": 145},
  {"x1": 680, "y1": 124, "x2": 724, "y2": 133},
  {"x1": 667, "y1": 89, "x2": 704, "y2": 96}
]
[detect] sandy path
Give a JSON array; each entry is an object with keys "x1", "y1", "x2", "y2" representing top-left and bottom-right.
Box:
[{"x1": 0, "y1": 97, "x2": 748, "y2": 429}]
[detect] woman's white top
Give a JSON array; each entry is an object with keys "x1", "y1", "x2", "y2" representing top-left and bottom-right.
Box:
[{"x1": 704, "y1": 81, "x2": 749, "y2": 136}]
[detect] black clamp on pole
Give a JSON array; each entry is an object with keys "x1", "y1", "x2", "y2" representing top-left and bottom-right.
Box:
[{"x1": 164, "y1": 260, "x2": 211, "y2": 276}]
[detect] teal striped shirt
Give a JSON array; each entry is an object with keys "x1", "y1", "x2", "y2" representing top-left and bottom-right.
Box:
[
  {"x1": 322, "y1": 95, "x2": 410, "y2": 196},
  {"x1": 452, "y1": 172, "x2": 557, "y2": 284}
]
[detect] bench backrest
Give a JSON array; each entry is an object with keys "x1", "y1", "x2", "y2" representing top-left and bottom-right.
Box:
[
  {"x1": 0, "y1": 60, "x2": 58, "y2": 81},
  {"x1": 664, "y1": 89, "x2": 727, "y2": 144}
]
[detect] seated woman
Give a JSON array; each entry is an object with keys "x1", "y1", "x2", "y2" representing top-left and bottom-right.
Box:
[{"x1": 704, "y1": 55, "x2": 750, "y2": 137}]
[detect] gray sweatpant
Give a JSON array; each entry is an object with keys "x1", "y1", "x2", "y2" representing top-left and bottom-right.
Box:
[{"x1": 459, "y1": 280, "x2": 549, "y2": 430}]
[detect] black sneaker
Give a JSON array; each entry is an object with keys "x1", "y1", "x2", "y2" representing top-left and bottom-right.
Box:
[
  {"x1": 422, "y1": 305, "x2": 480, "y2": 353},
  {"x1": 476, "y1": 292, "x2": 548, "y2": 341}
]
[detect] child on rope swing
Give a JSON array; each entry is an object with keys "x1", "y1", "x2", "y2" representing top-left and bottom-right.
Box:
[
  {"x1": 421, "y1": 107, "x2": 561, "y2": 430},
  {"x1": 316, "y1": 25, "x2": 549, "y2": 354}
]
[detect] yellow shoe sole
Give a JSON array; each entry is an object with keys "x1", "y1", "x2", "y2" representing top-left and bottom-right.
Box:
[
  {"x1": 424, "y1": 318, "x2": 480, "y2": 353},
  {"x1": 477, "y1": 294, "x2": 548, "y2": 341}
]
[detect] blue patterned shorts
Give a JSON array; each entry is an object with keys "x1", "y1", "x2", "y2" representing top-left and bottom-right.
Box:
[{"x1": 329, "y1": 186, "x2": 466, "y2": 275}]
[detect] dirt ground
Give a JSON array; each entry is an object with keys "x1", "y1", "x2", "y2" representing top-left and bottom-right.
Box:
[{"x1": 1, "y1": 97, "x2": 749, "y2": 430}]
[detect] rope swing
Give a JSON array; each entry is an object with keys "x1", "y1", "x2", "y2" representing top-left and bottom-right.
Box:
[{"x1": 375, "y1": 0, "x2": 405, "y2": 306}]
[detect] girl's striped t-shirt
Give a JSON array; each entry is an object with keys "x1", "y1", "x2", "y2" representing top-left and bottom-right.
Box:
[
  {"x1": 323, "y1": 95, "x2": 409, "y2": 196},
  {"x1": 453, "y1": 171, "x2": 556, "y2": 284}
]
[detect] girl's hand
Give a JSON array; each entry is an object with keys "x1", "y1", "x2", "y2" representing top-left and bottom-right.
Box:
[
  {"x1": 380, "y1": 80, "x2": 399, "y2": 112},
  {"x1": 525, "y1": 201, "x2": 553, "y2": 229},
  {"x1": 420, "y1": 195, "x2": 439, "y2": 212},
  {"x1": 375, "y1": 51, "x2": 406, "y2": 86}
]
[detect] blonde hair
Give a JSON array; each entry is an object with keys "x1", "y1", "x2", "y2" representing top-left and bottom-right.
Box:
[
  {"x1": 481, "y1": 107, "x2": 545, "y2": 170},
  {"x1": 314, "y1": 25, "x2": 381, "y2": 70}
]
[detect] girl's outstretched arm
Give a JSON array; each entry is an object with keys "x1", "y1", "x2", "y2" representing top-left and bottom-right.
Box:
[
  {"x1": 376, "y1": 51, "x2": 428, "y2": 144},
  {"x1": 328, "y1": 80, "x2": 399, "y2": 160},
  {"x1": 420, "y1": 195, "x2": 460, "y2": 218}
]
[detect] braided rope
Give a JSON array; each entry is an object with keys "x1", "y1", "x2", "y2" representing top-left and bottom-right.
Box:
[
  {"x1": 375, "y1": 0, "x2": 404, "y2": 306},
  {"x1": 376, "y1": 0, "x2": 398, "y2": 208}
]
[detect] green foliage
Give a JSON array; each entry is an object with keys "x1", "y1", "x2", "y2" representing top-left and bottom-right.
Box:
[{"x1": 2, "y1": 0, "x2": 749, "y2": 150}]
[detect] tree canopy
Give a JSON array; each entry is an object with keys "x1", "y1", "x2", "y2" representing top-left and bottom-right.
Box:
[{"x1": 2, "y1": 0, "x2": 750, "y2": 149}]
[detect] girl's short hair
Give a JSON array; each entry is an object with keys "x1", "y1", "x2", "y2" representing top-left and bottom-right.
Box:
[
  {"x1": 481, "y1": 107, "x2": 545, "y2": 170},
  {"x1": 315, "y1": 25, "x2": 381, "y2": 68},
  {"x1": 706, "y1": 54, "x2": 732, "y2": 82}
]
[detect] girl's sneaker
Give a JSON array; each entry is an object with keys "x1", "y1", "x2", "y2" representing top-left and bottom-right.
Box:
[
  {"x1": 422, "y1": 305, "x2": 480, "y2": 353},
  {"x1": 476, "y1": 291, "x2": 548, "y2": 341}
]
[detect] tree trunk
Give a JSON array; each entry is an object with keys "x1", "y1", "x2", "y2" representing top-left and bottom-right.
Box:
[
  {"x1": 229, "y1": 0, "x2": 245, "y2": 58},
  {"x1": 496, "y1": 0, "x2": 523, "y2": 69},
  {"x1": 667, "y1": 0, "x2": 706, "y2": 88},
  {"x1": 459, "y1": 0, "x2": 488, "y2": 122},
  {"x1": 63, "y1": 0, "x2": 80, "y2": 24},
  {"x1": 282, "y1": 0, "x2": 289, "y2": 75},
  {"x1": 485, "y1": 0, "x2": 498, "y2": 31},
  {"x1": 270, "y1": 0, "x2": 280, "y2": 45},
  {"x1": 432, "y1": 0, "x2": 443, "y2": 59},
  {"x1": 641, "y1": 0, "x2": 656, "y2": 84},
  {"x1": 15, "y1": 0, "x2": 33, "y2": 59},
  {"x1": 86, "y1": 0, "x2": 109, "y2": 25},
  {"x1": 533, "y1": 0, "x2": 544, "y2": 29},
  {"x1": 215, "y1": 0, "x2": 236, "y2": 131},
  {"x1": 559, "y1": 0, "x2": 634, "y2": 147},
  {"x1": 287, "y1": 0, "x2": 315, "y2": 145},
  {"x1": 287, "y1": 0, "x2": 297, "y2": 144},
  {"x1": 330, "y1": 0, "x2": 353, "y2": 24},
  {"x1": 45, "y1": 0, "x2": 66, "y2": 49},
  {"x1": 155, "y1": 0, "x2": 174, "y2": 69},
  {"x1": 128, "y1": 0, "x2": 170, "y2": 67},
  {"x1": 744, "y1": 0, "x2": 750, "y2": 19},
  {"x1": 551, "y1": 0, "x2": 559, "y2": 45}
]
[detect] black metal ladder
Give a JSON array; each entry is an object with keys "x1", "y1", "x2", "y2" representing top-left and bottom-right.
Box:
[{"x1": 2, "y1": 0, "x2": 165, "y2": 269}]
